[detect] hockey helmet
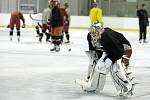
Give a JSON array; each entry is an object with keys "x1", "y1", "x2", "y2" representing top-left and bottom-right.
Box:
[
  {"x1": 89, "y1": 22, "x2": 103, "y2": 42},
  {"x1": 64, "y1": 2, "x2": 69, "y2": 7},
  {"x1": 49, "y1": 0, "x2": 60, "y2": 6},
  {"x1": 92, "y1": 2, "x2": 98, "y2": 7}
]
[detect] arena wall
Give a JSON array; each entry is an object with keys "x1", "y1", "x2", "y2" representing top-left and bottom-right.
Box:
[{"x1": 0, "y1": 13, "x2": 149, "y2": 31}]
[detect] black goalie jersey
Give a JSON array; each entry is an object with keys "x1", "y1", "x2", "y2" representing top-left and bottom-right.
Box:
[{"x1": 87, "y1": 27, "x2": 131, "y2": 63}]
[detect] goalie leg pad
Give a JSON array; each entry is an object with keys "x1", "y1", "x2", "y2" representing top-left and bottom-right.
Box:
[
  {"x1": 110, "y1": 62, "x2": 133, "y2": 94},
  {"x1": 85, "y1": 51, "x2": 99, "y2": 79},
  {"x1": 82, "y1": 70, "x2": 106, "y2": 92},
  {"x1": 82, "y1": 57, "x2": 111, "y2": 92}
]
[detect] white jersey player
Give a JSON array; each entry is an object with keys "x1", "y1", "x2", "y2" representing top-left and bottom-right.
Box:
[{"x1": 76, "y1": 23, "x2": 134, "y2": 98}]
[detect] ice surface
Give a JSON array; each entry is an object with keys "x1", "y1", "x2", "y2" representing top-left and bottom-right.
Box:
[{"x1": 0, "y1": 28, "x2": 150, "y2": 100}]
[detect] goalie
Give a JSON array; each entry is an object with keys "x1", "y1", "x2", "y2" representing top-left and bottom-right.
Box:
[{"x1": 76, "y1": 23, "x2": 134, "y2": 98}]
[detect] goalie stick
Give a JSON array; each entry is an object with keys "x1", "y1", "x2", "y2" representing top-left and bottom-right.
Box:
[
  {"x1": 75, "y1": 51, "x2": 97, "y2": 88},
  {"x1": 85, "y1": 51, "x2": 97, "y2": 81}
]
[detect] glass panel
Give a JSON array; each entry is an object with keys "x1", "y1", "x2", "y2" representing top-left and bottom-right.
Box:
[
  {"x1": 101, "y1": 0, "x2": 150, "y2": 17},
  {"x1": 19, "y1": 0, "x2": 38, "y2": 14},
  {"x1": 124, "y1": 2, "x2": 137, "y2": 17},
  {"x1": 0, "y1": 0, "x2": 149, "y2": 17},
  {"x1": 38, "y1": 0, "x2": 47, "y2": 13},
  {"x1": 60, "y1": 0, "x2": 89, "y2": 16},
  {"x1": 101, "y1": 0, "x2": 110, "y2": 16},
  {"x1": 78, "y1": 0, "x2": 89, "y2": 16},
  {"x1": 136, "y1": 0, "x2": 150, "y2": 17},
  {"x1": 0, "y1": 0, "x2": 2, "y2": 12}
]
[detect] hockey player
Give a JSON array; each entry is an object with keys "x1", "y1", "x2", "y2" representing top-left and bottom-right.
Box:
[
  {"x1": 35, "y1": 22, "x2": 42, "y2": 38},
  {"x1": 30, "y1": 13, "x2": 42, "y2": 38},
  {"x1": 58, "y1": 3, "x2": 69, "y2": 44},
  {"x1": 89, "y1": 2, "x2": 103, "y2": 25},
  {"x1": 49, "y1": 0, "x2": 66, "y2": 52},
  {"x1": 38, "y1": 4, "x2": 52, "y2": 42},
  {"x1": 136, "y1": 4, "x2": 149, "y2": 43},
  {"x1": 76, "y1": 23, "x2": 134, "y2": 98},
  {"x1": 8, "y1": 11, "x2": 25, "y2": 42},
  {"x1": 61, "y1": 2, "x2": 71, "y2": 43}
]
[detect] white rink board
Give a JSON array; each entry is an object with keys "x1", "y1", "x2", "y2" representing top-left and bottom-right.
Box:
[{"x1": 0, "y1": 13, "x2": 149, "y2": 29}]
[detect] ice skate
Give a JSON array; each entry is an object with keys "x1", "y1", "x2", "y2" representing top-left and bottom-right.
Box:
[
  {"x1": 36, "y1": 35, "x2": 40, "y2": 37},
  {"x1": 39, "y1": 37, "x2": 42, "y2": 42},
  {"x1": 55, "y1": 45, "x2": 60, "y2": 52},
  {"x1": 65, "y1": 40, "x2": 70, "y2": 43},
  {"x1": 139, "y1": 39, "x2": 142, "y2": 43},
  {"x1": 46, "y1": 39, "x2": 51, "y2": 42},
  {"x1": 143, "y1": 40, "x2": 148, "y2": 43},
  {"x1": 50, "y1": 46, "x2": 56, "y2": 51},
  {"x1": 38, "y1": 34, "x2": 43, "y2": 42},
  {"x1": 10, "y1": 36, "x2": 12, "y2": 42},
  {"x1": 119, "y1": 83, "x2": 135, "y2": 98},
  {"x1": 17, "y1": 36, "x2": 20, "y2": 42}
]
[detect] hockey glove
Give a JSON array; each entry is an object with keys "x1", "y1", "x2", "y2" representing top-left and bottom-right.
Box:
[{"x1": 22, "y1": 23, "x2": 26, "y2": 28}]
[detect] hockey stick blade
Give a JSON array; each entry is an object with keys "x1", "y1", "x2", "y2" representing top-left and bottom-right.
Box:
[
  {"x1": 75, "y1": 79, "x2": 91, "y2": 88},
  {"x1": 64, "y1": 43, "x2": 71, "y2": 52},
  {"x1": 29, "y1": 14, "x2": 46, "y2": 22}
]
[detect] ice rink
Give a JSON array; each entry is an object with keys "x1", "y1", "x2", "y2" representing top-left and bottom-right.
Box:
[{"x1": 0, "y1": 28, "x2": 150, "y2": 100}]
